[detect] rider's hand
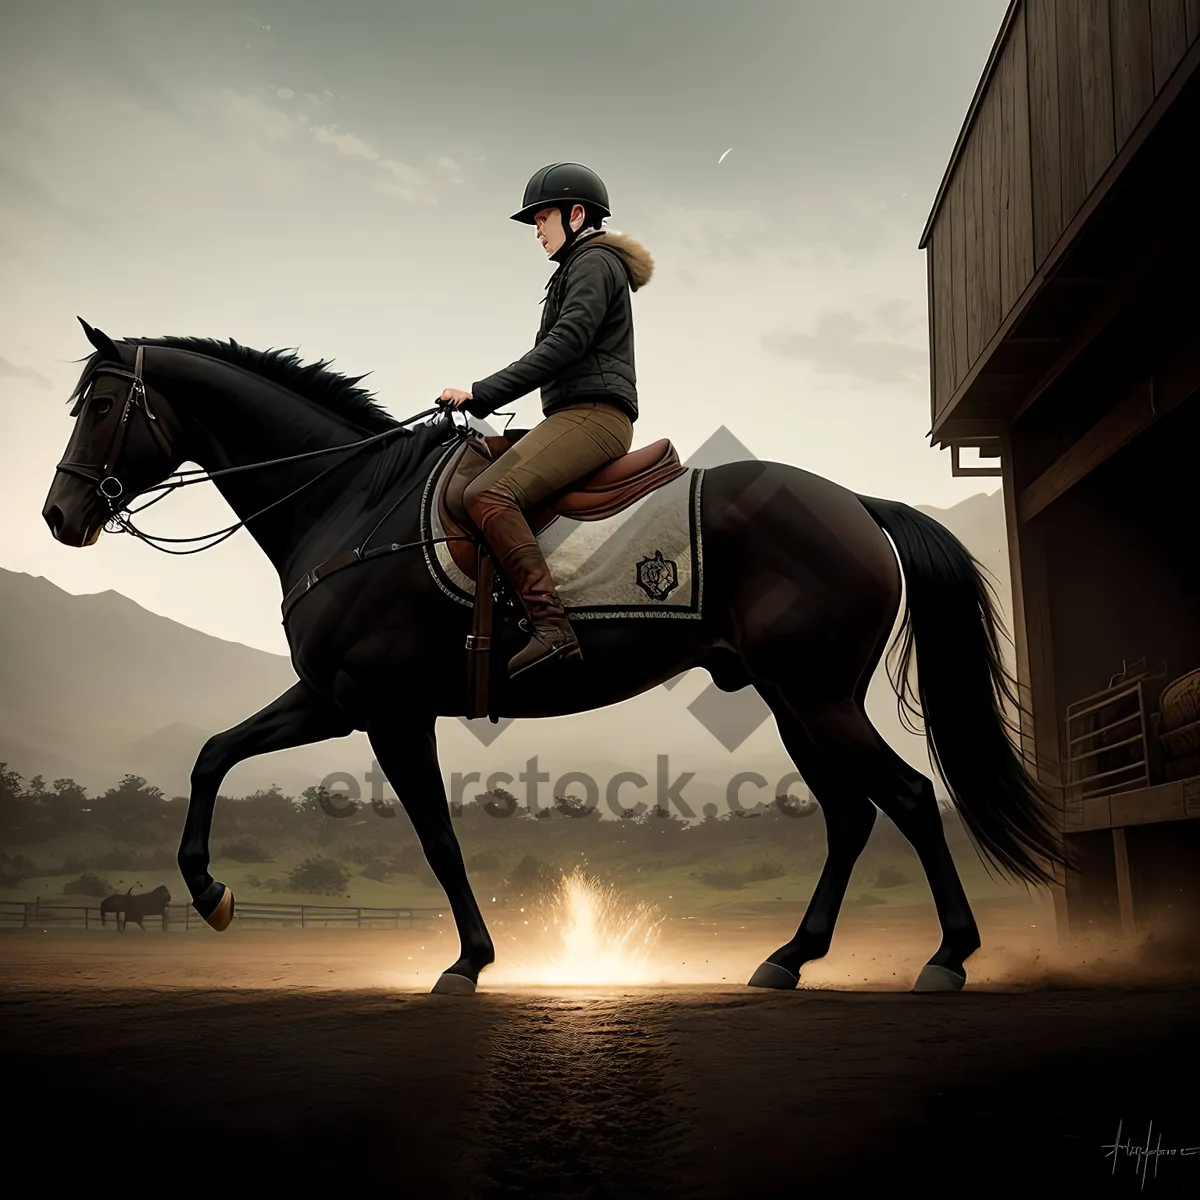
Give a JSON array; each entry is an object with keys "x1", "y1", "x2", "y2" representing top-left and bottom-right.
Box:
[{"x1": 440, "y1": 388, "x2": 472, "y2": 408}]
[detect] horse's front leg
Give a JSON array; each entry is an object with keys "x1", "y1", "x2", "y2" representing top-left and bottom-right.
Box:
[
  {"x1": 179, "y1": 681, "x2": 353, "y2": 928},
  {"x1": 367, "y1": 717, "x2": 494, "y2": 994}
]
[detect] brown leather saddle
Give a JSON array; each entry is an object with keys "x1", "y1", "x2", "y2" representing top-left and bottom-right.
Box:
[{"x1": 439, "y1": 427, "x2": 686, "y2": 720}]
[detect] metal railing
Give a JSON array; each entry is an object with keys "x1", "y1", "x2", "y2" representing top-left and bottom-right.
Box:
[{"x1": 0, "y1": 898, "x2": 446, "y2": 930}]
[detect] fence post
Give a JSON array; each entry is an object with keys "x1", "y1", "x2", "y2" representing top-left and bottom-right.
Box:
[
  {"x1": 85, "y1": 907, "x2": 90, "y2": 931},
  {"x1": 301, "y1": 905, "x2": 306, "y2": 929},
  {"x1": 357, "y1": 907, "x2": 362, "y2": 930}
]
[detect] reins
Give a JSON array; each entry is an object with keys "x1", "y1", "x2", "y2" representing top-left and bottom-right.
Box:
[{"x1": 58, "y1": 342, "x2": 467, "y2": 554}]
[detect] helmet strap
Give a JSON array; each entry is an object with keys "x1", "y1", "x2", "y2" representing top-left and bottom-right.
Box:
[{"x1": 551, "y1": 203, "x2": 596, "y2": 261}]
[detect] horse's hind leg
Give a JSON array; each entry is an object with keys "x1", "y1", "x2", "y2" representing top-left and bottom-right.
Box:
[
  {"x1": 776, "y1": 692, "x2": 980, "y2": 991},
  {"x1": 178, "y1": 681, "x2": 353, "y2": 930},
  {"x1": 747, "y1": 685, "x2": 877, "y2": 989}
]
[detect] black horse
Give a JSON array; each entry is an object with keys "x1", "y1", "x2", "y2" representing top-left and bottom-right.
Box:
[
  {"x1": 41, "y1": 321, "x2": 1065, "y2": 994},
  {"x1": 100, "y1": 884, "x2": 172, "y2": 931}
]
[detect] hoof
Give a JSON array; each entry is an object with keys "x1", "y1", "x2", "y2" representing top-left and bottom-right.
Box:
[
  {"x1": 747, "y1": 961, "x2": 798, "y2": 990},
  {"x1": 431, "y1": 971, "x2": 477, "y2": 995},
  {"x1": 912, "y1": 963, "x2": 965, "y2": 993},
  {"x1": 204, "y1": 886, "x2": 234, "y2": 932}
]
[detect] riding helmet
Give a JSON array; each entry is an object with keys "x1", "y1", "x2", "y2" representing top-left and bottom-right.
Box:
[{"x1": 510, "y1": 163, "x2": 611, "y2": 223}]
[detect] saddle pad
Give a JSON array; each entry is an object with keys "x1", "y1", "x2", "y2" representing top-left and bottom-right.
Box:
[{"x1": 420, "y1": 444, "x2": 705, "y2": 620}]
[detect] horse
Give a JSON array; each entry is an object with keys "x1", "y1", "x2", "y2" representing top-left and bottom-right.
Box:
[
  {"x1": 41, "y1": 320, "x2": 1066, "y2": 994},
  {"x1": 99, "y1": 887, "x2": 131, "y2": 931},
  {"x1": 100, "y1": 884, "x2": 171, "y2": 931}
]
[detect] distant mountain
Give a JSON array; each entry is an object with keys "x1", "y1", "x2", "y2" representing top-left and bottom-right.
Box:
[{"x1": 0, "y1": 487, "x2": 1010, "y2": 801}]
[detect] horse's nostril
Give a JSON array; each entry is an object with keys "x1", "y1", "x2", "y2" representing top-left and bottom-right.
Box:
[{"x1": 43, "y1": 503, "x2": 64, "y2": 535}]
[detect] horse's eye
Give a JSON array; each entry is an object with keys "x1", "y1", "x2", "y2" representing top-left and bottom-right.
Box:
[{"x1": 94, "y1": 397, "x2": 113, "y2": 416}]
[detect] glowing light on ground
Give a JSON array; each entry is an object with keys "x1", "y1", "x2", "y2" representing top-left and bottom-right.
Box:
[{"x1": 488, "y1": 868, "x2": 665, "y2": 987}]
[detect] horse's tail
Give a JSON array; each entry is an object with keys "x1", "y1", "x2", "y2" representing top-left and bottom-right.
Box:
[{"x1": 854, "y1": 494, "x2": 1066, "y2": 887}]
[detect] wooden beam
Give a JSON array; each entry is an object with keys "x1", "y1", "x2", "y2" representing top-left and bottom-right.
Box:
[
  {"x1": 1010, "y1": 232, "x2": 1173, "y2": 422},
  {"x1": 951, "y1": 444, "x2": 1003, "y2": 476},
  {"x1": 1112, "y1": 827, "x2": 1136, "y2": 936},
  {"x1": 1017, "y1": 328, "x2": 1200, "y2": 521},
  {"x1": 931, "y1": 32, "x2": 1200, "y2": 437},
  {"x1": 1017, "y1": 380, "x2": 1154, "y2": 521}
]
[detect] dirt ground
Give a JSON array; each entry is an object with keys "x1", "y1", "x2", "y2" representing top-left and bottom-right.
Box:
[{"x1": 3, "y1": 901, "x2": 1199, "y2": 1196}]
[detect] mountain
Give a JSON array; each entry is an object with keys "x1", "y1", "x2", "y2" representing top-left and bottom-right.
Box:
[{"x1": 0, "y1": 487, "x2": 1010, "y2": 801}]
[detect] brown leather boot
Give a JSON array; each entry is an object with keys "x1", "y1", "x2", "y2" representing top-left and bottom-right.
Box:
[
  {"x1": 466, "y1": 498, "x2": 583, "y2": 677},
  {"x1": 499, "y1": 542, "x2": 583, "y2": 677}
]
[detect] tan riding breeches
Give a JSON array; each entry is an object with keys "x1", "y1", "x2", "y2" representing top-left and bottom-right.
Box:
[{"x1": 463, "y1": 401, "x2": 634, "y2": 546}]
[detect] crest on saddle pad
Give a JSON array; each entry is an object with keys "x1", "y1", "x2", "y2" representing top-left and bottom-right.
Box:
[
  {"x1": 634, "y1": 550, "x2": 680, "y2": 601},
  {"x1": 420, "y1": 442, "x2": 705, "y2": 620}
]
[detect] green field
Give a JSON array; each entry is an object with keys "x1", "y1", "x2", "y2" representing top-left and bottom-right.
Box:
[{"x1": 1, "y1": 830, "x2": 1039, "y2": 920}]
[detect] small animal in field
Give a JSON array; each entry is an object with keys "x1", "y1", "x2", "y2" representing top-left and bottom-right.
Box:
[{"x1": 100, "y1": 884, "x2": 172, "y2": 931}]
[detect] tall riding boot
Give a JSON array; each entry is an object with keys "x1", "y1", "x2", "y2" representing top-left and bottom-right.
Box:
[
  {"x1": 477, "y1": 507, "x2": 581, "y2": 677},
  {"x1": 500, "y1": 542, "x2": 583, "y2": 677}
]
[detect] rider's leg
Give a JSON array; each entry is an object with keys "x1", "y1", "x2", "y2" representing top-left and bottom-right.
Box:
[{"x1": 463, "y1": 401, "x2": 632, "y2": 677}]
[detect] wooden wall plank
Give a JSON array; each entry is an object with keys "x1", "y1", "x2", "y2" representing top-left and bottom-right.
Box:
[
  {"x1": 980, "y1": 86, "x2": 1003, "y2": 347},
  {"x1": 949, "y1": 169, "x2": 969, "y2": 387},
  {"x1": 1150, "y1": 0, "x2": 1189, "y2": 90},
  {"x1": 999, "y1": 34, "x2": 1017, "y2": 318},
  {"x1": 1011, "y1": 5, "x2": 1036, "y2": 299},
  {"x1": 931, "y1": 219, "x2": 953, "y2": 414},
  {"x1": 1110, "y1": 0, "x2": 1156, "y2": 146},
  {"x1": 1188, "y1": 0, "x2": 1200, "y2": 45},
  {"x1": 1057, "y1": 0, "x2": 1089, "y2": 223},
  {"x1": 965, "y1": 134, "x2": 984, "y2": 365},
  {"x1": 1079, "y1": 0, "x2": 1117, "y2": 192},
  {"x1": 1027, "y1": 0, "x2": 1064, "y2": 266}
]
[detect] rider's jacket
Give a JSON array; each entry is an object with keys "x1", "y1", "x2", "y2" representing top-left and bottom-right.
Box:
[{"x1": 467, "y1": 230, "x2": 653, "y2": 423}]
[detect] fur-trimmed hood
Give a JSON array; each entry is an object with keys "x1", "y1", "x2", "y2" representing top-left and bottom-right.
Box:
[{"x1": 574, "y1": 229, "x2": 654, "y2": 291}]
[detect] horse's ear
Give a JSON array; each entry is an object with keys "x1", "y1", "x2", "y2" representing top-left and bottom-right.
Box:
[{"x1": 77, "y1": 316, "x2": 122, "y2": 362}]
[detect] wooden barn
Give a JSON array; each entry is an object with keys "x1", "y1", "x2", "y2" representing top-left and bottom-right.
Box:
[{"x1": 919, "y1": 0, "x2": 1200, "y2": 939}]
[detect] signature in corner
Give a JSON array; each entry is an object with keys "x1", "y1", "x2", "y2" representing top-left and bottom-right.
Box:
[{"x1": 1102, "y1": 1120, "x2": 1200, "y2": 1188}]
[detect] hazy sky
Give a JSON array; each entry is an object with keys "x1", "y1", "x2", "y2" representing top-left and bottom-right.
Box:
[{"x1": 1, "y1": 0, "x2": 1007, "y2": 656}]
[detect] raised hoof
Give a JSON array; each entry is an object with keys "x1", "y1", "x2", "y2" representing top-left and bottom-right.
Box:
[
  {"x1": 911, "y1": 963, "x2": 965, "y2": 993},
  {"x1": 204, "y1": 886, "x2": 235, "y2": 932},
  {"x1": 431, "y1": 971, "x2": 477, "y2": 995},
  {"x1": 747, "y1": 961, "x2": 798, "y2": 990}
]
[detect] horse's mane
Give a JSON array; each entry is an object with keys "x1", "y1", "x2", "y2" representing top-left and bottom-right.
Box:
[
  {"x1": 70, "y1": 334, "x2": 453, "y2": 505},
  {"x1": 129, "y1": 336, "x2": 401, "y2": 433}
]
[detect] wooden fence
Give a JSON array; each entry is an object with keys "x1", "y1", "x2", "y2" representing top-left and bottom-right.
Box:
[{"x1": 0, "y1": 898, "x2": 446, "y2": 931}]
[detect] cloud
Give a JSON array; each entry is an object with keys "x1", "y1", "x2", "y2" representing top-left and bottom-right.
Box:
[
  {"x1": 208, "y1": 88, "x2": 439, "y2": 202},
  {"x1": 213, "y1": 88, "x2": 298, "y2": 143},
  {"x1": 762, "y1": 306, "x2": 926, "y2": 385},
  {"x1": 437, "y1": 156, "x2": 462, "y2": 172},
  {"x1": 654, "y1": 205, "x2": 767, "y2": 261},
  {"x1": 311, "y1": 124, "x2": 379, "y2": 160},
  {"x1": 0, "y1": 357, "x2": 53, "y2": 389}
]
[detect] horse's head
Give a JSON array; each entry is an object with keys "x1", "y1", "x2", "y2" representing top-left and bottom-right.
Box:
[
  {"x1": 42, "y1": 320, "x2": 185, "y2": 547},
  {"x1": 151, "y1": 885, "x2": 171, "y2": 902}
]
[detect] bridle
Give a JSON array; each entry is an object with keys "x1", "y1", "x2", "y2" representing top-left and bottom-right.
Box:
[
  {"x1": 55, "y1": 346, "x2": 171, "y2": 503},
  {"x1": 53, "y1": 343, "x2": 462, "y2": 556}
]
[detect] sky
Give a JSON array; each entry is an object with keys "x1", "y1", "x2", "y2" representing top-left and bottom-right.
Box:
[{"x1": 0, "y1": 0, "x2": 1008, "y2": 657}]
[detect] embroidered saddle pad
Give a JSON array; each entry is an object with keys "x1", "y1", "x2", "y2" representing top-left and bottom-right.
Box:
[{"x1": 420, "y1": 437, "x2": 705, "y2": 620}]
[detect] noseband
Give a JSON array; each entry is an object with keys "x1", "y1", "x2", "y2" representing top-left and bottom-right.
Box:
[{"x1": 55, "y1": 345, "x2": 173, "y2": 507}]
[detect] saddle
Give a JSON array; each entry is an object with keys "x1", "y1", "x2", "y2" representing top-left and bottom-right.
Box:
[{"x1": 440, "y1": 427, "x2": 686, "y2": 720}]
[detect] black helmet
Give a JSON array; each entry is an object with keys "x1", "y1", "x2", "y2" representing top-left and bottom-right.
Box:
[{"x1": 510, "y1": 162, "x2": 610, "y2": 223}]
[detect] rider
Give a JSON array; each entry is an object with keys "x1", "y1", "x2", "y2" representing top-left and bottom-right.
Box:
[{"x1": 440, "y1": 163, "x2": 654, "y2": 679}]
